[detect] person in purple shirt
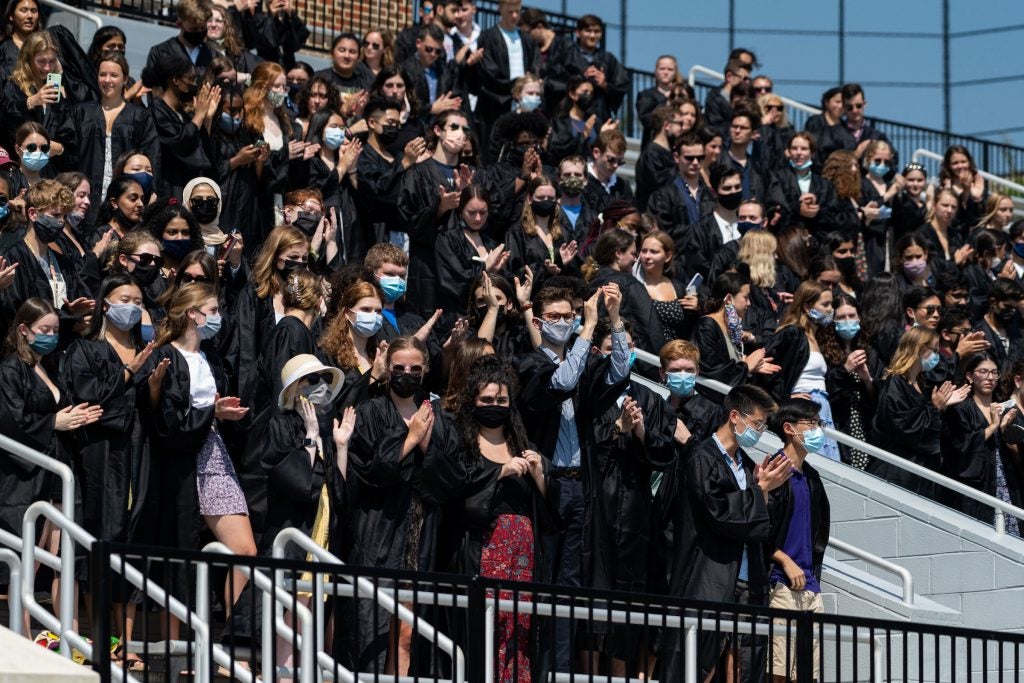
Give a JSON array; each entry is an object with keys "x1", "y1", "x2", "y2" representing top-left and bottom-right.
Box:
[{"x1": 766, "y1": 397, "x2": 832, "y2": 682}]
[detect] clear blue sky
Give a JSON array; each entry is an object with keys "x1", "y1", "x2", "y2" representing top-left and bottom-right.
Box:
[{"x1": 524, "y1": 0, "x2": 1024, "y2": 148}]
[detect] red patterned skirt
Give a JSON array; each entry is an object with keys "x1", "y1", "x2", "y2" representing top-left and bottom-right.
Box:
[{"x1": 480, "y1": 514, "x2": 534, "y2": 683}]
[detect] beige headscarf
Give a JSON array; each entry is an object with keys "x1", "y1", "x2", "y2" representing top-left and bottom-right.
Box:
[{"x1": 182, "y1": 176, "x2": 227, "y2": 246}]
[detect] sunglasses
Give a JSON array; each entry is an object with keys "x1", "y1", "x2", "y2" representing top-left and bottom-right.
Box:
[
  {"x1": 916, "y1": 305, "x2": 941, "y2": 315},
  {"x1": 23, "y1": 143, "x2": 50, "y2": 154},
  {"x1": 422, "y1": 45, "x2": 442, "y2": 55},
  {"x1": 446, "y1": 123, "x2": 472, "y2": 133},
  {"x1": 754, "y1": 86, "x2": 773, "y2": 93},
  {"x1": 131, "y1": 253, "x2": 164, "y2": 268},
  {"x1": 363, "y1": 40, "x2": 381, "y2": 49},
  {"x1": 846, "y1": 102, "x2": 865, "y2": 110},
  {"x1": 765, "y1": 104, "x2": 783, "y2": 112},
  {"x1": 682, "y1": 154, "x2": 705, "y2": 162},
  {"x1": 181, "y1": 273, "x2": 211, "y2": 284},
  {"x1": 305, "y1": 372, "x2": 335, "y2": 385},
  {"x1": 603, "y1": 156, "x2": 625, "y2": 166}
]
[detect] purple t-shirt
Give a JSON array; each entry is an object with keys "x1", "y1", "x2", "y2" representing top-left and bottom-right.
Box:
[{"x1": 770, "y1": 468, "x2": 820, "y2": 593}]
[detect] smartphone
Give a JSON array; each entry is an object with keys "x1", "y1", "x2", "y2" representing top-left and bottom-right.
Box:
[
  {"x1": 686, "y1": 273, "x2": 704, "y2": 296},
  {"x1": 253, "y1": 137, "x2": 268, "y2": 149},
  {"x1": 221, "y1": 233, "x2": 238, "y2": 258},
  {"x1": 1001, "y1": 399, "x2": 1017, "y2": 414},
  {"x1": 46, "y1": 72, "x2": 62, "y2": 102},
  {"x1": 877, "y1": 206, "x2": 893, "y2": 220}
]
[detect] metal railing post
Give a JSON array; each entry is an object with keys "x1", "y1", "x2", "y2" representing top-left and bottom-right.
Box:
[
  {"x1": 796, "y1": 610, "x2": 814, "y2": 682},
  {"x1": 466, "y1": 575, "x2": 486, "y2": 683},
  {"x1": 91, "y1": 539, "x2": 112, "y2": 682}
]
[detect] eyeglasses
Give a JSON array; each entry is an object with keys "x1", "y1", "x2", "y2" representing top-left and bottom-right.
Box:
[
  {"x1": 682, "y1": 154, "x2": 705, "y2": 162},
  {"x1": 181, "y1": 273, "x2": 211, "y2": 284},
  {"x1": 796, "y1": 418, "x2": 824, "y2": 428},
  {"x1": 446, "y1": 123, "x2": 472, "y2": 133},
  {"x1": 131, "y1": 253, "x2": 164, "y2": 268},
  {"x1": 362, "y1": 40, "x2": 382, "y2": 49},
  {"x1": 740, "y1": 411, "x2": 767, "y2": 432},
  {"x1": 972, "y1": 369, "x2": 1000, "y2": 377},
  {"x1": 603, "y1": 155, "x2": 625, "y2": 166},
  {"x1": 23, "y1": 142, "x2": 50, "y2": 153},
  {"x1": 950, "y1": 327, "x2": 973, "y2": 336},
  {"x1": 541, "y1": 312, "x2": 575, "y2": 322},
  {"x1": 730, "y1": 123, "x2": 752, "y2": 132},
  {"x1": 916, "y1": 305, "x2": 941, "y2": 315}
]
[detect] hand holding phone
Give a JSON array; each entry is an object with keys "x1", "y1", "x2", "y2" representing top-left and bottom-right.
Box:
[{"x1": 46, "y1": 72, "x2": 62, "y2": 103}]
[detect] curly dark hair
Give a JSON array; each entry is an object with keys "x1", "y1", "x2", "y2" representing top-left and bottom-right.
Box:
[
  {"x1": 454, "y1": 355, "x2": 531, "y2": 462},
  {"x1": 137, "y1": 197, "x2": 205, "y2": 256}
]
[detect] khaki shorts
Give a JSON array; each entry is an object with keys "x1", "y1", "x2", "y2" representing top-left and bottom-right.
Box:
[{"x1": 768, "y1": 582, "x2": 823, "y2": 679}]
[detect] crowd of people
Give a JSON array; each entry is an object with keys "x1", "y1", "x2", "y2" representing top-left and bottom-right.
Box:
[{"x1": 0, "y1": 0, "x2": 1020, "y2": 679}]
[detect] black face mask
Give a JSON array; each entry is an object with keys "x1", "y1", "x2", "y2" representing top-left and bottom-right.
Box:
[
  {"x1": 472, "y1": 404, "x2": 509, "y2": 429},
  {"x1": 178, "y1": 80, "x2": 199, "y2": 102},
  {"x1": 32, "y1": 214, "x2": 64, "y2": 243},
  {"x1": 292, "y1": 211, "x2": 322, "y2": 237},
  {"x1": 531, "y1": 199, "x2": 556, "y2": 217},
  {"x1": 131, "y1": 263, "x2": 160, "y2": 287},
  {"x1": 997, "y1": 307, "x2": 1017, "y2": 324},
  {"x1": 835, "y1": 256, "x2": 857, "y2": 276},
  {"x1": 379, "y1": 124, "x2": 401, "y2": 145},
  {"x1": 475, "y1": 304, "x2": 506, "y2": 327},
  {"x1": 114, "y1": 206, "x2": 138, "y2": 229},
  {"x1": 278, "y1": 258, "x2": 308, "y2": 278},
  {"x1": 182, "y1": 28, "x2": 208, "y2": 46},
  {"x1": 190, "y1": 197, "x2": 219, "y2": 224},
  {"x1": 506, "y1": 145, "x2": 526, "y2": 167},
  {"x1": 575, "y1": 92, "x2": 593, "y2": 110},
  {"x1": 718, "y1": 191, "x2": 742, "y2": 211},
  {"x1": 390, "y1": 370, "x2": 423, "y2": 398}
]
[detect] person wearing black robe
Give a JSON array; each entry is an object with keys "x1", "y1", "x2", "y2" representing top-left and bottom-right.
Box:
[
  {"x1": 145, "y1": 28, "x2": 213, "y2": 79},
  {"x1": 0, "y1": 74, "x2": 72, "y2": 153},
  {"x1": 244, "y1": 3, "x2": 309, "y2": 69},
  {"x1": 767, "y1": 163, "x2": 842, "y2": 238},
  {"x1": 577, "y1": 323, "x2": 676, "y2": 668},
  {"x1": 657, "y1": 385, "x2": 788, "y2": 683},
  {"x1": 434, "y1": 212, "x2": 497, "y2": 318},
  {"x1": 680, "y1": 168, "x2": 744, "y2": 280},
  {"x1": 346, "y1": 338, "x2": 463, "y2": 674},
  {"x1": 57, "y1": 95, "x2": 161, "y2": 216},
  {"x1": 634, "y1": 107, "x2": 680, "y2": 211},
  {"x1": 400, "y1": 32, "x2": 468, "y2": 115},
  {"x1": 542, "y1": 17, "x2": 630, "y2": 125},
  {"x1": 353, "y1": 98, "x2": 417, "y2": 246},
  {"x1": 473, "y1": 14, "x2": 539, "y2": 153},
  {"x1": 147, "y1": 85, "x2": 215, "y2": 200},
  {"x1": 397, "y1": 110, "x2": 472, "y2": 316},
  {"x1": 647, "y1": 138, "x2": 716, "y2": 248}
]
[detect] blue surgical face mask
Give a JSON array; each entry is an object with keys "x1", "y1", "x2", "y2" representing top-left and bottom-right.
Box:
[
  {"x1": 921, "y1": 350, "x2": 940, "y2": 372},
  {"x1": 835, "y1": 320, "x2": 860, "y2": 340},
  {"x1": 789, "y1": 158, "x2": 812, "y2": 172},
  {"x1": 800, "y1": 426, "x2": 825, "y2": 454},
  {"x1": 572, "y1": 315, "x2": 582, "y2": 334},
  {"x1": 807, "y1": 307, "x2": 834, "y2": 326},
  {"x1": 22, "y1": 150, "x2": 49, "y2": 172},
  {"x1": 27, "y1": 331, "x2": 58, "y2": 355},
  {"x1": 628, "y1": 349, "x2": 637, "y2": 369},
  {"x1": 0, "y1": 204, "x2": 9, "y2": 221},
  {"x1": 352, "y1": 310, "x2": 383, "y2": 337},
  {"x1": 378, "y1": 275, "x2": 407, "y2": 303},
  {"x1": 219, "y1": 112, "x2": 240, "y2": 133},
  {"x1": 666, "y1": 370, "x2": 696, "y2": 397},
  {"x1": 868, "y1": 162, "x2": 890, "y2": 178},
  {"x1": 520, "y1": 94, "x2": 542, "y2": 112},
  {"x1": 141, "y1": 323, "x2": 155, "y2": 343},
  {"x1": 323, "y1": 126, "x2": 345, "y2": 150},
  {"x1": 105, "y1": 300, "x2": 143, "y2": 331},
  {"x1": 197, "y1": 312, "x2": 222, "y2": 340},
  {"x1": 735, "y1": 419, "x2": 762, "y2": 449}
]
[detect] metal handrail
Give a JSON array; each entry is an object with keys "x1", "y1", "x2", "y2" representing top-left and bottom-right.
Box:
[
  {"x1": 272, "y1": 527, "x2": 466, "y2": 683},
  {"x1": 0, "y1": 433, "x2": 76, "y2": 659},
  {"x1": 827, "y1": 538, "x2": 914, "y2": 606},
  {"x1": 39, "y1": 0, "x2": 102, "y2": 28},
  {"x1": 0, "y1": 549, "x2": 22, "y2": 635},
  {"x1": 912, "y1": 147, "x2": 1024, "y2": 216},
  {"x1": 687, "y1": 64, "x2": 821, "y2": 116}
]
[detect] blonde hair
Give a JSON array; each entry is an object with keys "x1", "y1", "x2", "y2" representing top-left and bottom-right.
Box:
[
  {"x1": 154, "y1": 283, "x2": 216, "y2": 347},
  {"x1": 977, "y1": 191, "x2": 1013, "y2": 228},
  {"x1": 884, "y1": 326, "x2": 938, "y2": 379},
  {"x1": 251, "y1": 226, "x2": 309, "y2": 299},
  {"x1": 25, "y1": 179, "x2": 72, "y2": 213},
  {"x1": 108, "y1": 229, "x2": 161, "y2": 273},
  {"x1": 926, "y1": 187, "x2": 960, "y2": 224},
  {"x1": 737, "y1": 229, "x2": 777, "y2": 288},
  {"x1": 756, "y1": 93, "x2": 789, "y2": 128},
  {"x1": 12, "y1": 31, "x2": 59, "y2": 96},
  {"x1": 511, "y1": 72, "x2": 542, "y2": 100},
  {"x1": 282, "y1": 268, "x2": 322, "y2": 311}
]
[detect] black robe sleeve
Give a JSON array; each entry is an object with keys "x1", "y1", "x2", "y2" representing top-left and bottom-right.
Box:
[
  {"x1": 434, "y1": 227, "x2": 489, "y2": 316},
  {"x1": 760, "y1": 325, "x2": 811, "y2": 401},
  {"x1": 693, "y1": 316, "x2": 750, "y2": 387}
]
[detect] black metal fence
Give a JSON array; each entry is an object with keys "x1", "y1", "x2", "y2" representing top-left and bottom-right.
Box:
[{"x1": 83, "y1": 540, "x2": 1024, "y2": 683}]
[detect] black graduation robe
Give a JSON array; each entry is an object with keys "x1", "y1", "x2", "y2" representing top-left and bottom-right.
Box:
[
  {"x1": 543, "y1": 42, "x2": 629, "y2": 124},
  {"x1": 149, "y1": 98, "x2": 214, "y2": 199},
  {"x1": 647, "y1": 176, "x2": 716, "y2": 249},
  {"x1": 305, "y1": 155, "x2": 366, "y2": 264},
  {"x1": 353, "y1": 143, "x2": 408, "y2": 246},
  {"x1": 658, "y1": 435, "x2": 772, "y2": 682},
  {"x1": 680, "y1": 211, "x2": 733, "y2": 280},
  {"x1": 62, "y1": 338, "x2": 152, "y2": 546},
  {"x1": 145, "y1": 36, "x2": 213, "y2": 76},
  {"x1": 346, "y1": 392, "x2": 463, "y2": 670},
  {"x1": 692, "y1": 316, "x2": 751, "y2": 387},
  {"x1": 0, "y1": 354, "x2": 69, "y2": 580},
  {"x1": 434, "y1": 226, "x2": 494, "y2": 317},
  {"x1": 585, "y1": 266, "x2": 667, "y2": 354},
  {"x1": 891, "y1": 190, "x2": 928, "y2": 244},
  {"x1": 397, "y1": 158, "x2": 461, "y2": 315},
  {"x1": 0, "y1": 80, "x2": 71, "y2": 152},
  {"x1": 226, "y1": 281, "x2": 278, "y2": 422},
  {"x1": 760, "y1": 324, "x2": 811, "y2": 402},
  {"x1": 868, "y1": 374, "x2": 942, "y2": 497},
  {"x1": 58, "y1": 102, "x2": 161, "y2": 220},
  {"x1": 766, "y1": 166, "x2": 842, "y2": 236},
  {"x1": 473, "y1": 25, "x2": 540, "y2": 138},
  {"x1": 635, "y1": 86, "x2": 668, "y2": 149},
  {"x1": 818, "y1": 119, "x2": 897, "y2": 169},
  {"x1": 634, "y1": 142, "x2": 677, "y2": 212},
  {"x1": 0, "y1": 239, "x2": 88, "y2": 343},
  {"x1": 506, "y1": 220, "x2": 566, "y2": 283}
]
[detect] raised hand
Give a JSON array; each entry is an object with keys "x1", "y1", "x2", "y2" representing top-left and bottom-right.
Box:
[
  {"x1": 214, "y1": 394, "x2": 249, "y2": 421},
  {"x1": 754, "y1": 452, "x2": 793, "y2": 493}
]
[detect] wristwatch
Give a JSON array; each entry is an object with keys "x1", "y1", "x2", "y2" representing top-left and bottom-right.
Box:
[{"x1": 302, "y1": 437, "x2": 317, "y2": 448}]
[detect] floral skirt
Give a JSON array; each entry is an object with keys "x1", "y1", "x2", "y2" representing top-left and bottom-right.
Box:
[
  {"x1": 195, "y1": 429, "x2": 248, "y2": 517},
  {"x1": 480, "y1": 514, "x2": 534, "y2": 683}
]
